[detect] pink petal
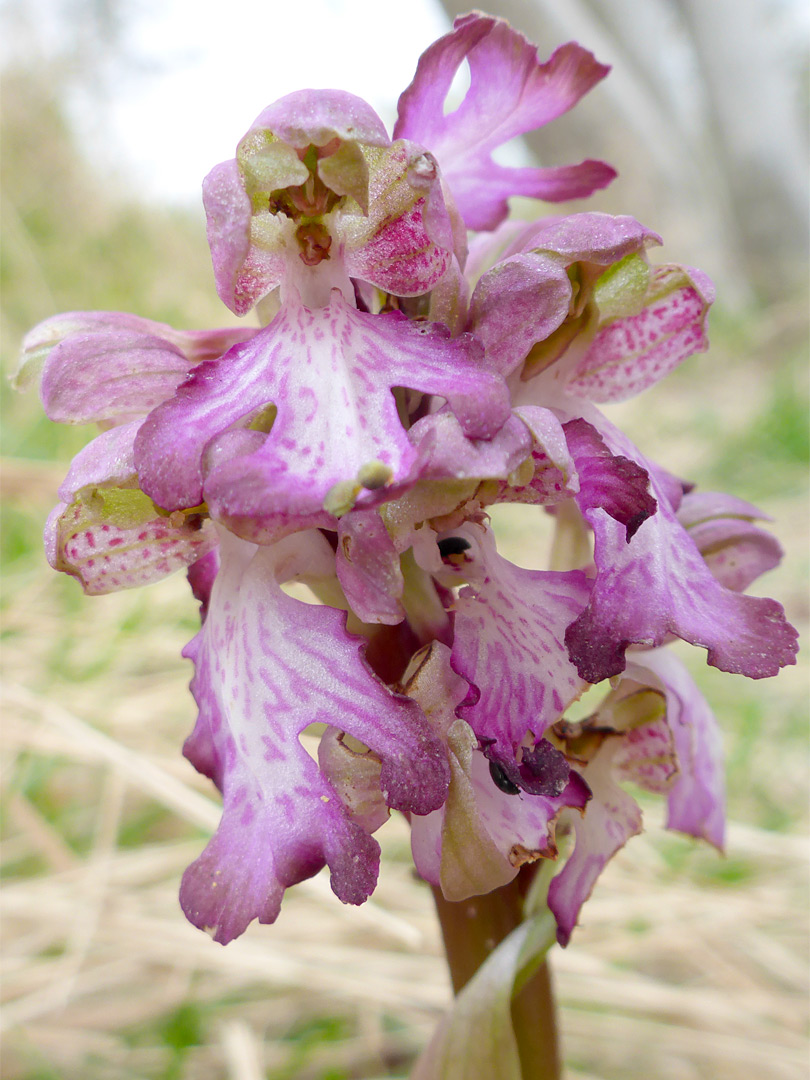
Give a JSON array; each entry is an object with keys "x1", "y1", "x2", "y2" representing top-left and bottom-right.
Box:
[
  {"x1": 180, "y1": 530, "x2": 449, "y2": 943},
  {"x1": 489, "y1": 405, "x2": 579, "y2": 506},
  {"x1": 469, "y1": 252, "x2": 573, "y2": 376},
  {"x1": 564, "y1": 417, "x2": 657, "y2": 540},
  {"x1": 395, "y1": 14, "x2": 615, "y2": 230},
  {"x1": 29, "y1": 310, "x2": 256, "y2": 424},
  {"x1": 248, "y1": 89, "x2": 390, "y2": 151},
  {"x1": 409, "y1": 409, "x2": 534, "y2": 484},
  {"x1": 567, "y1": 266, "x2": 715, "y2": 402},
  {"x1": 561, "y1": 411, "x2": 799, "y2": 683},
  {"x1": 470, "y1": 214, "x2": 660, "y2": 376},
  {"x1": 404, "y1": 642, "x2": 590, "y2": 900},
  {"x1": 628, "y1": 652, "x2": 725, "y2": 849},
  {"x1": 548, "y1": 739, "x2": 642, "y2": 946},
  {"x1": 135, "y1": 292, "x2": 509, "y2": 539},
  {"x1": 203, "y1": 158, "x2": 284, "y2": 316},
  {"x1": 677, "y1": 491, "x2": 782, "y2": 593},
  {"x1": 336, "y1": 509, "x2": 404, "y2": 625},
  {"x1": 447, "y1": 523, "x2": 591, "y2": 758},
  {"x1": 340, "y1": 140, "x2": 455, "y2": 297},
  {"x1": 48, "y1": 423, "x2": 215, "y2": 595}
]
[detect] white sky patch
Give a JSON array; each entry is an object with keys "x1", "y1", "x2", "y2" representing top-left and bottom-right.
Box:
[{"x1": 64, "y1": 0, "x2": 450, "y2": 206}]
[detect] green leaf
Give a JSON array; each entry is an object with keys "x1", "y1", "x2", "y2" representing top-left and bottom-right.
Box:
[{"x1": 412, "y1": 906, "x2": 557, "y2": 1080}]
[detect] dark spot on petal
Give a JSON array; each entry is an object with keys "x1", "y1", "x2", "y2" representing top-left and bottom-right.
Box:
[
  {"x1": 438, "y1": 536, "x2": 471, "y2": 559},
  {"x1": 489, "y1": 759, "x2": 521, "y2": 796}
]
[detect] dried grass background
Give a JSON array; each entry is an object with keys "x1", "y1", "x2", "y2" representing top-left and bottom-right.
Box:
[{"x1": 2, "y1": 70, "x2": 809, "y2": 1080}]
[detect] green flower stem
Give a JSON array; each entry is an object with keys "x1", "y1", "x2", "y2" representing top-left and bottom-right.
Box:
[{"x1": 431, "y1": 871, "x2": 561, "y2": 1080}]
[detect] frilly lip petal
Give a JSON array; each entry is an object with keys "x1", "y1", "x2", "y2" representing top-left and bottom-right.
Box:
[
  {"x1": 626, "y1": 652, "x2": 725, "y2": 850},
  {"x1": 179, "y1": 529, "x2": 450, "y2": 943},
  {"x1": 548, "y1": 652, "x2": 721, "y2": 945},
  {"x1": 446, "y1": 523, "x2": 591, "y2": 759},
  {"x1": 547, "y1": 737, "x2": 643, "y2": 946},
  {"x1": 562, "y1": 412, "x2": 799, "y2": 683},
  {"x1": 395, "y1": 13, "x2": 615, "y2": 231},
  {"x1": 135, "y1": 290, "x2": 510, "y2": 537}
]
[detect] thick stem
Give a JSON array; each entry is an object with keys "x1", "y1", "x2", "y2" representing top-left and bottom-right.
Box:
[{"x1": 431, "y1": 873, "x2": 561, "y2": 1080}]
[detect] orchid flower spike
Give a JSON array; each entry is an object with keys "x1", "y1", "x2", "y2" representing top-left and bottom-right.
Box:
[{"x1": 22, "y1": 11, "x2": 797, "y2": 954}]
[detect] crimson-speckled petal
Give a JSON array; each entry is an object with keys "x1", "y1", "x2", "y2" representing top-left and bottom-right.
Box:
[
  {"x1": 47, "y1": 423, "x2": 215, "y2": 594},
  {"x1": 469, "y1": 214, "x2": 659, "y2": 376},
  {"x1": 340, "y1": 140, "x2": 454, "y2": 297},
  {"x1": 567, "y1": 266, "x2": 714, "y2": 402},
  {"x1": 486, "y1": 405, "x2": 578, "y2": 507}
]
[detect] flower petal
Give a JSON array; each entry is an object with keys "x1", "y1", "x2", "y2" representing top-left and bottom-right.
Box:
[
  {"x1": 340, "y1": 141, "x2": 454, "y2": 296},
  {"x1": 445, "y1": 523, "x2": 591, "y2": 759},
  {"x1": 41, "y1": 332, "x2": 185, "y2": 425},
  {"x1": 395, "y1": 14, "x2": 615, "y2": 230},
  {"x1": 628, "y1": 652, "x2": 725, "y2": 849},
  {"x1": 677, "y1": 491, "x2": 783, "y2": 593},
  {"x1": 404, "y1": 642, "x2": 590, "y2": 901},
  {"x1": 470, "y1": 214, "x2": 659, "y2": 376},
  {"x1": 564, "y1": 417, "x2": 657, "y2": 540},
  {"x1": 567, "y1": 265, "x2": 714, "y2": 402},
  {"x1": 483, "y1": 406, "x2": 578, "y2": 507},
  {"x1": 336, "y1": 509, "x2": 404, "y2": 625},
  {"x1": 469, "y1": 252, "x2": 572, "y2": 376},
  {"x1": 24, "y1": 310, "x2": 255, "y2": 424},
  {"x1": 562, "y1": 411, "x2": 799, "y2": 682},
  {"x1": 135, "y1": 291, "x2": 510, "y2": 538},
  {"x1": 248, "y1": 89, "x2": 390, "y2": 151},
  {"x1": 409, "y1": 409, "x2": 534, "y2": 484},
  {"x1": 203, "y1": 158, "x2": 285, "y2": 316},
  {"x1": 547, "y1": 738, "x2": 642, "y2": 946},
  {"x1": 180, "y1": 529, "x2": 450, "y2": 943},
  {"x1": 48, "y1": 423, "x2": 215, "y2": 594}
]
